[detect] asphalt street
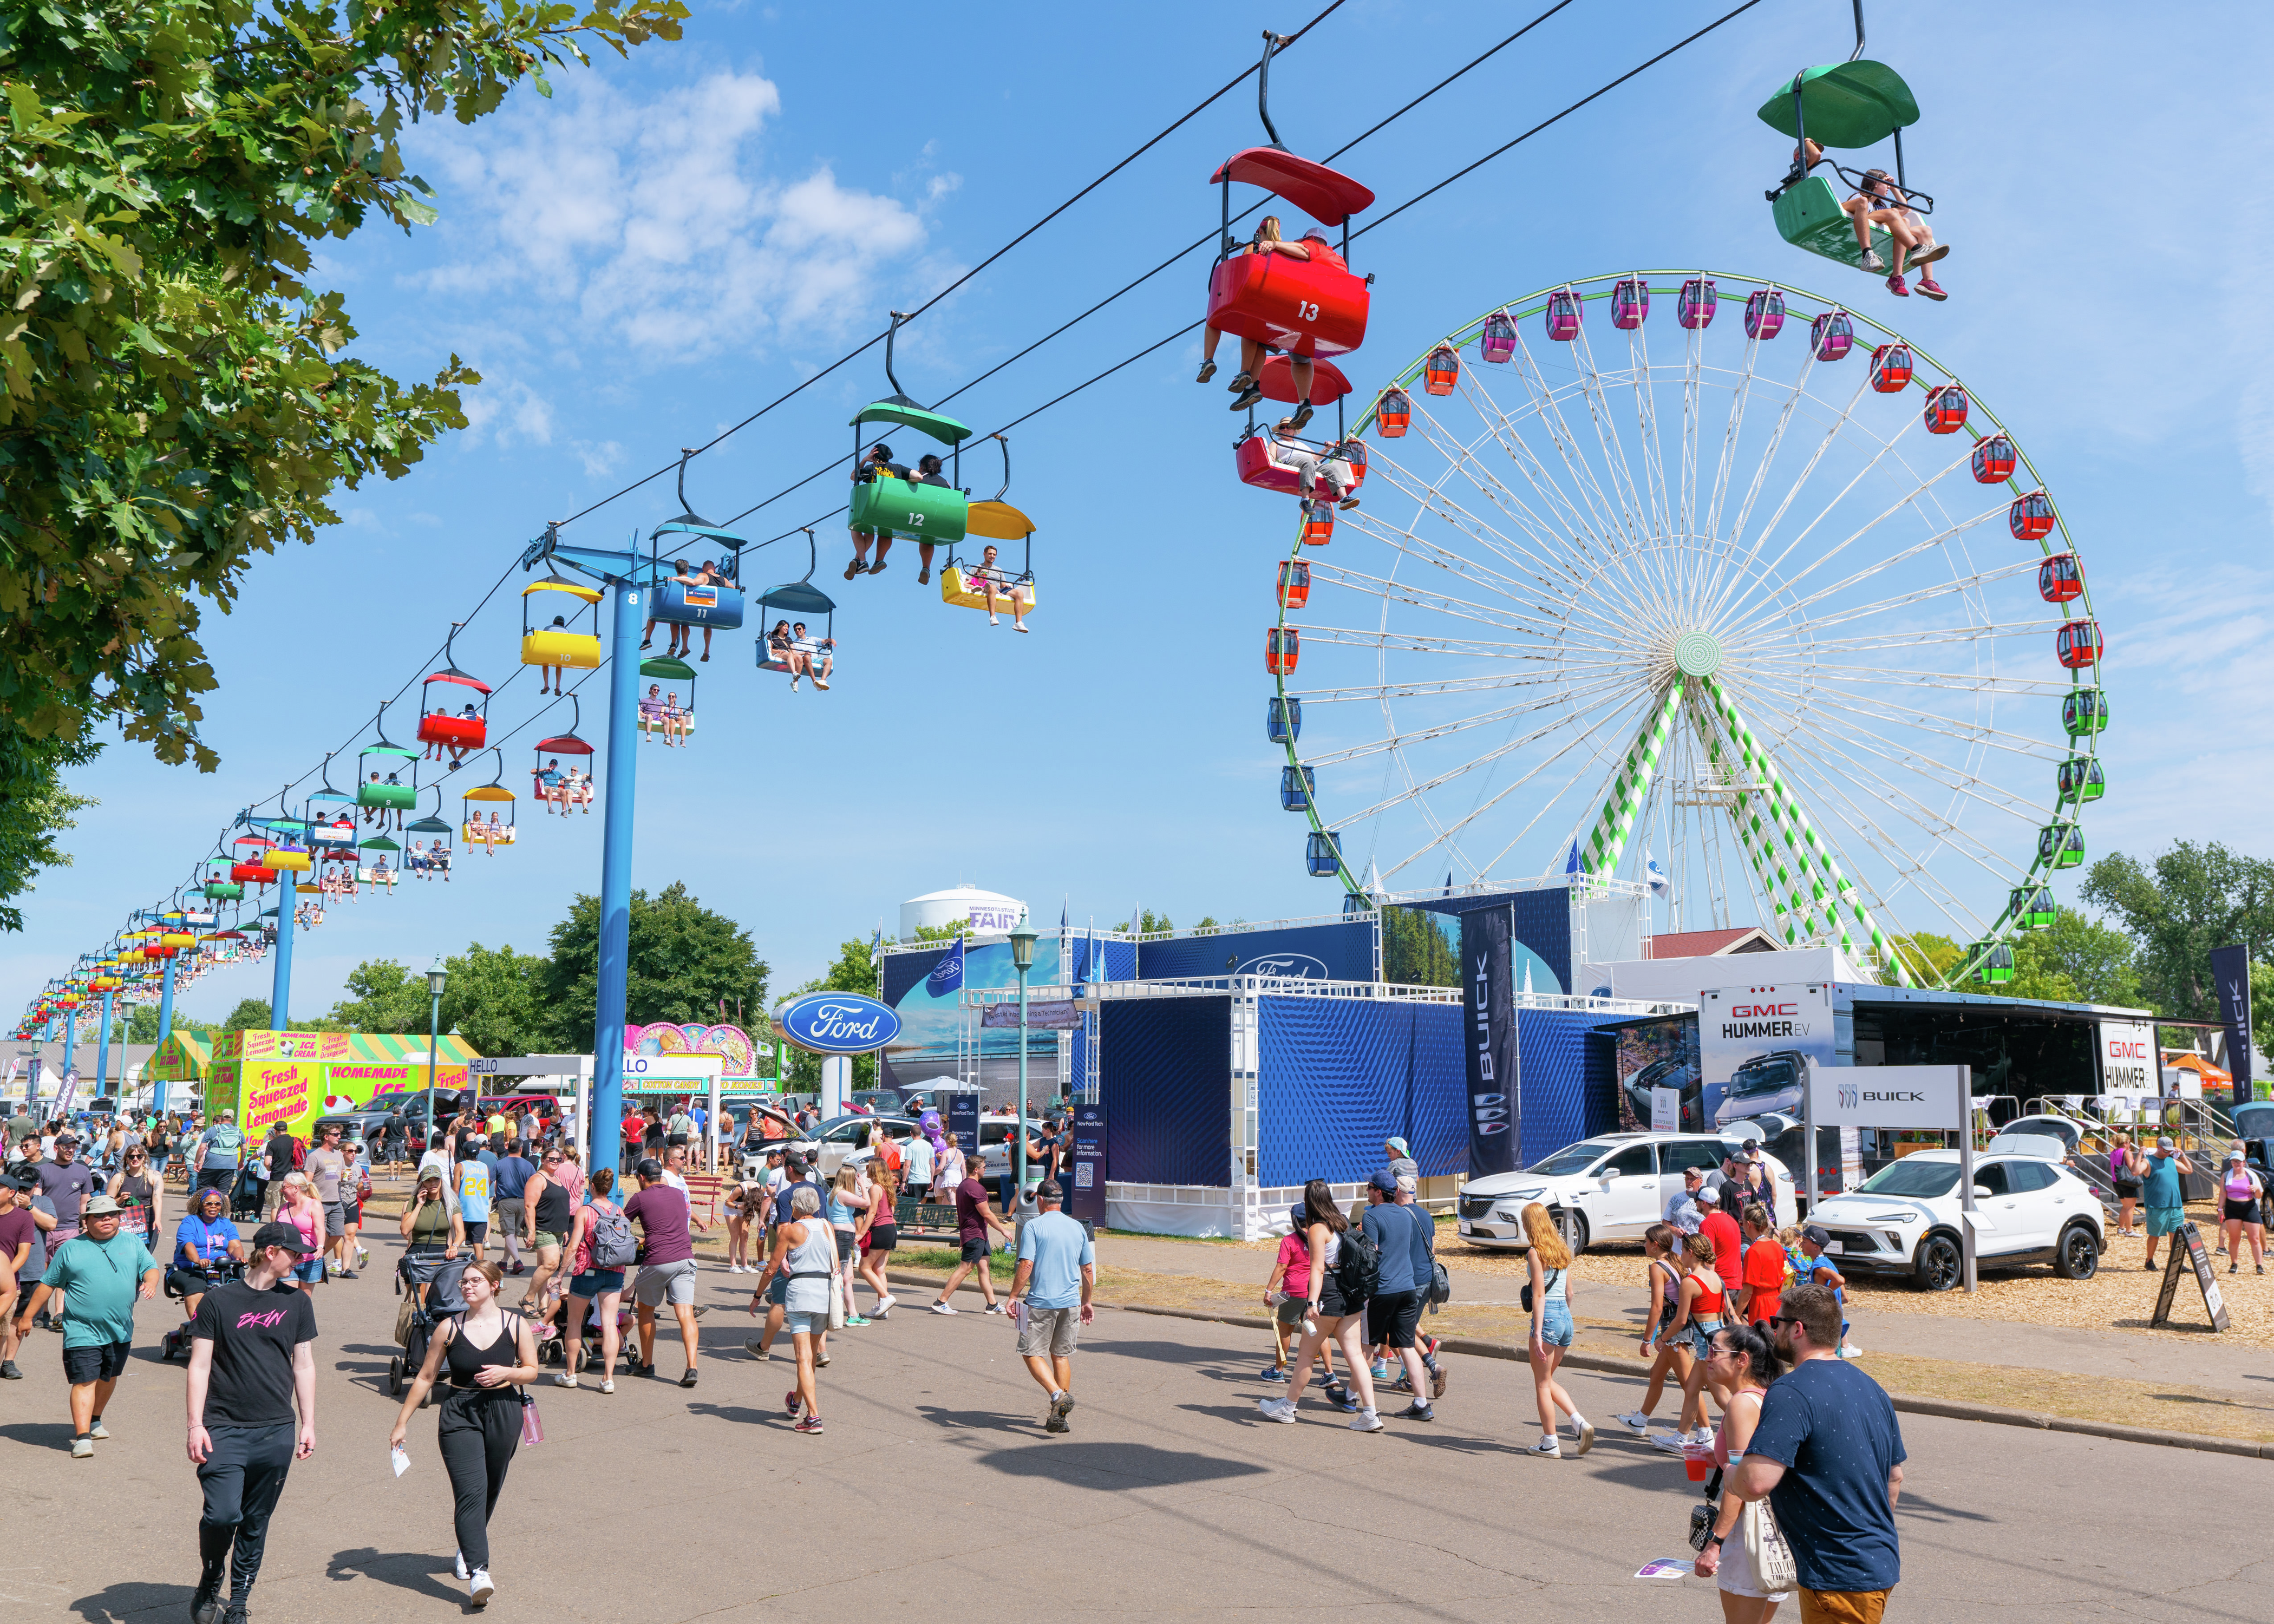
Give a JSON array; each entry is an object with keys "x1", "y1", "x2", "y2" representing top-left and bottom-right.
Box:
[{"x1": 6, "y1": 1232, "x2": 2267, "y2": 1623}]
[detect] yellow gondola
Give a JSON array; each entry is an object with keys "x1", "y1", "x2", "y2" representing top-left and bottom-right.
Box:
[{"x1": 521, "y1": 574, "x2": 603, "y2": 670}]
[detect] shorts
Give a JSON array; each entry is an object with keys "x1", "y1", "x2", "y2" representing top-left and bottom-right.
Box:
[
  {"x1": 633, "y1": 1257, "x2": 697, "y2": 1307},
  {"x1": 1365, "y1": 1288, "x2": 1424, "y2": 1350},
  {"x1": 2145, "y1": 1204, "x2": 2185, "y2": 1237},
  {"x1": 292, "y1": 1258, "x2": 325, "y2": 1285},
  {"x1": 322, "y1": 1201, "x2": 346, "y2": 1238},
  {"x1": 62, "y1": 1339, "x2": 132, "y2": 1384},
  {"x1": 2224, "y1": 1197, "x2": 2259, "y2": 1222},
  {"x1": 497, "y1": 1198, "x2": 526, "y2": 1231},
  {"x1": 1316, "y1": 1276, "x2": 1358, "y2": 1321},
  {"x1": 462, "y1": 1221, "x2": 490, "y2": 1245},
  {"x1": 167, "y1": 1268, "x2": 218, "y2": 1299},
  {"x1": 905, "y1": 1182, "x2": 931, "y2": 1204},
  {"x1": 767, "y1": 1272, "x2": 789, "y2": 1307},
  {"x1": 195, "y1": 1168, "x2": 234, "y2": 1193},
  {"x1": 665, "y1": 1133, "x2": 689, "y2": 1148},
  {"x1": 1686, "y1": 1316, "x2": 1725, "y2": 1358},
  {"x1": 959, "y1": 1234, "x2": 992, "y2": 1265},
  {"x1": 785, "y1": 1309, "x2": 827, "y2": 1337},
  {"x1": 533, "y1": 1231, "x2": 564, "y2": 1252},
  {"x1": 1538, "y1": 1300, "x2": 1575, "y2": 1350},
  {"x1": 2112, "y1": 1178, "x2": 2141, "y2": 1199},
  {"x1": 1796, "y1": 1587, "x2": 1893, "y2": 1624},
  {"x1": 834, "y1": 1229, "x2": 856, "y2": 1263},
  {"x1": 1273, "y1": 1296, "x2": 1308, "y2": 1330},
  {"x1": 568, "y1": 1269, "x2": 624, "y2": 1298},
  {"x1": 867, "y1": 1224, "x2": 898, "y2": 1255},
  {"x1": 1016, "y1": 1303, "x2": 1083, "y2": 1359}
]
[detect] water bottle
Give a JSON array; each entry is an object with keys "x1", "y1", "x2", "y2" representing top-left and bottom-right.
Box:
[{"x1": 519, "y1": 1394, "x2": 544, "y2": 1447}]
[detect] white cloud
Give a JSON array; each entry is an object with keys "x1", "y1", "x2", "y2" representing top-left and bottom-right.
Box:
[
  {"x1": 572, "y1": 439, "x2": 626, "y2": 477},
  {"x1": 407, "y1": 68, "x2": 935, "y2": 362},
  {"x1": 459, "y1": 377, "x2": 554, "y2": 448}
]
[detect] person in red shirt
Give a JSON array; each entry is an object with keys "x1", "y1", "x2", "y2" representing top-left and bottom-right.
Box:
[
  {"x1": 1699, "y1": 1204, "x2": 1744, "y2": 1303},
  {"x1": 1737, "y1": 1205, "x2": 1786, "y2": 1325}
]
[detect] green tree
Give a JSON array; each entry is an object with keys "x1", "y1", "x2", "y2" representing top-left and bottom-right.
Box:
[
  {"x1": 326, "y1": 958, "x2": 429, "y2": 1032},
  {"x1": 439, "y1": 942, "x2": 548, "y2": 1058},
  {"x1": 2081, "y1": 843, "x2": 2274, "y2": 1019},
  {"x1": 1116, "y1": 909, "x2": 1173, "y2": 934},
  {"x1": 538, "y1": 882, "x2": 768, "y2": 1052},
  {"x1": 0, "y1": 0, "x2": 685, "y2": 909},
  {"x1": 0, "y1": 733, "x2": 98, "y2": 932},
  {"x1": 1382, "y1": 905, "x2": 1459, "y2": 987},
  {"x1": 2002, "y1": 911, "x2": 2142, "y2": 1009},
  {"x1": 1889, "y1": 932, "x2": 1964, "y2": 987},
  {"x1": 223, "y1": 997, "x2": 273, "y2": 1031}
]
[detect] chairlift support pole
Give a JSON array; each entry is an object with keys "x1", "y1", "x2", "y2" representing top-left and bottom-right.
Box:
[
  {"x1": 95, "y1": 986, "x2": 113, "y2": 1112},
  {"x1": 155, "y1": 954, "x2": 178, "y2": 1113},
  {"x1": 270, "y1": 795, "x2": 296, "y2": 1032}
]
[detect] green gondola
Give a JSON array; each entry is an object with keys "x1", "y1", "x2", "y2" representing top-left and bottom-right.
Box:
[
  {"x1": 2057, "y1": 755, "x2": 2106, "y2": 803},
  {"x1": 2008, "y1": 886, "x2": 2058, "y2": 932},
  {"x1": 639, "y1": 655, "x2": 697, "y2": 681},
  {"x1": 2061, "y1": 688, "x2": 2109, "y2": 738},
  {"x1": 1975, "y1": 941, "x2": 2016, "y2": 985},
  {"x1": 2036, "y1": 821, "x2": 2085, "y2": 870},
  {"x1": 847, "y1": 312, "x2": 971, "y2": 544}
]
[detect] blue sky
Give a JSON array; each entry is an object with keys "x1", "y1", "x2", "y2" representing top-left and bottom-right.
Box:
[{"x1": 12, "y1": 0, "x2": 2273, "y2": 1027}]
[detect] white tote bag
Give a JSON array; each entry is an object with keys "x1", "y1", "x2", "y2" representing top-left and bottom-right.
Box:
[
  {"x1": 1742, "y1": 1496, "x2": 1800, "y2": 1593},
  {"x1": 827, "y1": 1267, "x2": 846, "y2": 1331}
]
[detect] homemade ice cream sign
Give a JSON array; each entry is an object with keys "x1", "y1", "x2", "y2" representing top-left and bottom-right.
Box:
[{"x1": 773, "y1": 992, "x2": 903, "y2": 1056}]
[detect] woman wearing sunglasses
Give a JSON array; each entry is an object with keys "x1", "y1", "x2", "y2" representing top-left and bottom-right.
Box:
[
  {"x1": 1690, "y1": 1321, "x2": 1790, "y2": 1620},
  {"x1": 105, "y1": 1140, "x2": 164, "y2": 1251}
]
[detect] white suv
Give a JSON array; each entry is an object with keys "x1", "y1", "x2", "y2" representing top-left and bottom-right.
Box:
[
  {"x1": 1456, "y1": 1131, "x2": 1797, "y2": 1254},
  {"x1": 1807, "y1": 1148, "x2": 2105, "y2": 1291}
]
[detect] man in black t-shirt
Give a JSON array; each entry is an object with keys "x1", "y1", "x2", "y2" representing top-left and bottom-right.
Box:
[{"x1": 186, "y1": 1221, "x2": 318, "y2": 1624}]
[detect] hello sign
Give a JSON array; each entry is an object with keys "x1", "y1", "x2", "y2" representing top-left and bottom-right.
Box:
[{"x1": 775, "y1": 993, "x2": 903, "y2": 1057}]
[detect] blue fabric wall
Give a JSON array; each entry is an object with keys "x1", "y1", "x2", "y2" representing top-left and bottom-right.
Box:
[
  {"x1": 1097, "y1": 997, "x2": 1231, "y2": 1186},
  {"x1": 1517, "y1": 1010, "x2": 1625, "y2": 1166},
  {"x1": 1256, "y1": 998, "x2": 1466, "y2": 1187},
  {"x1": 1138, "y1": 920, "x2": 1375, "y2": 983}
]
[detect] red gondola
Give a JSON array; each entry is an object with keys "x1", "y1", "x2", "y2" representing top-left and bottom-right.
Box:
[
  {"x1": 1479, "y1": 311, "x2": 1517, "y2": 364},
  {"x1": 1300, "y1": 503, "x2": 1335, "y2": 546},
  {"x1": 1679, "y1": 278, "x2": 1717, "y2": 329},
  {"x1": 1868, "y1": 343, "x2": 1913, "y2": 393},
  {"x1": 1278, "y1": 559, "x2": 1311, "y2": 609},
  {"x1": 1611, "y1": 277, "x2": 1649, "y2": 330},
  {"x1": 1923, "y1": 383, "x2": 1968, "y2": 434},
  {"x1": 2037, "y1": 553, "x2": 2082, "y2": 604},
  {"x1": 1545, "y1": 289, "x2": 1582, "y2": 342},
  {"x1": 2009, "y1": 489, "x2": 2055, "y2": 541},
  {"x1": 1744, "y1": 288, "x2": 1786, "y2": 339},
  {"x1": 1971, "y1": 435, "x2": 2016, "y2": 483},
  {"x1": 1205, "y1": 42, "x2": 1376, "y2": 366},
  {"x1": 1376, "y1": 388, "x2": 1411, "y2": 437},
  {"x1": 2055, "y1": 619, "x2": 2102, "y2": 669},
  {"x1": 1424, "y1": 345, "x2": 1460, "y2": 396},
  {"x1": 415, "y1": 672, "x2": 489, "y2": 754},
  {"x1": 1236, "y1": 428, "x2": 1360, "y2": 501},
  {"x1": 1266, "y1": 626, "x2": 1299, "y2": 675}
]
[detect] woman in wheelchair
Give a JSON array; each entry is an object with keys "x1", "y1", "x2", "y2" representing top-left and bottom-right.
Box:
[{"x1": 168, "y1": 1187, "x2": 247, "y2": 1321}]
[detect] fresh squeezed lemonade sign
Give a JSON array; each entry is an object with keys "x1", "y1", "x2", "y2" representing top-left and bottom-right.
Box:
[{"x1": 245, "y1": 1062, "x2": 319, "y2": 1132}]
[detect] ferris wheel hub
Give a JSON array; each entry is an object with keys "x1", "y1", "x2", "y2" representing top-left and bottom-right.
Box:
[{"x1": 1671, "y1": 628, "x2": 1724, "y2": 679}]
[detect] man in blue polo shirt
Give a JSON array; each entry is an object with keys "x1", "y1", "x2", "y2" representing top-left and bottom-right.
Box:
[{"x1": 1010, "y1": 1181, "x2": 1094, "y2": 1434}]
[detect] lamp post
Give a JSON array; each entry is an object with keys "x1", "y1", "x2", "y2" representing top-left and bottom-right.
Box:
[
  {"x1": 425, "y1": 963, "x2": 448, "y2": 1155},
  {"x1": 1008, "y1": 917, "x2": 1038, "y2": 1204}
]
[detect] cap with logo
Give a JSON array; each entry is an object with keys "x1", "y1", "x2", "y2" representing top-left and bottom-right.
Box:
[{"x1": 251, "y1": 1221, "x2": 313, "y2": 1256}]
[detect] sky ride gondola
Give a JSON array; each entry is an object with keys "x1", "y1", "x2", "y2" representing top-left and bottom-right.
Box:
[
  {"x1": 755, "y1": 530, "x2": 841, "y2": 678},
  {"x1": 521, "y1": 573, "x2": 604, "y2": 675},
  {"x1": 356, "y1": 711, "x2": 419, "y2": 826},
  {"x1": 646, "y1": 450, "x2": 750, "y2": 662},
  {"x1": 462, "y1": 751, "x2": 517, "y2": 852},
  {"x1": 416, "y1": 624, "x2": 491, "y2": 760},
  {"x1": 846, "y1": 313, "x2": 972, "y2": 577},
  {"x1": 2058, "y1": 756, "x2": 2107, "y2": 804}
]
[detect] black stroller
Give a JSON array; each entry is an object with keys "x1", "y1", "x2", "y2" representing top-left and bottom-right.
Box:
[
  {"x1": 228, "y1": 1164, "x2": 266, "y2": 1223},
  {"x1": 389, "y1": 1250, "x2": 469, "y2": 1401},
  {"x1": 159, "y1": 1258, "x2": 246, "y2": 1361}
]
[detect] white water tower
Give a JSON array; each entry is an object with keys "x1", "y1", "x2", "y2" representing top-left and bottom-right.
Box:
[{"x1": 900, "y1": 883, "x2": 1026, "y2": 941}]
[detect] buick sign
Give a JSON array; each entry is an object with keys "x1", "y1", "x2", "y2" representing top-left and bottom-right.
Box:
[{"x1": 777, "y1": 993, "x2": 901, "y2": 1056}]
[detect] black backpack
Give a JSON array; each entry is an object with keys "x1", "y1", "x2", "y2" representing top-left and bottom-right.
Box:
[{"x1": 1335, "y1": 1222, "x2": 1380, "y2": 1300}]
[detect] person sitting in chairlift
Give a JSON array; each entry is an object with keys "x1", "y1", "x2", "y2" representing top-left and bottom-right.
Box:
[
  {"x1": 639, "y1": 683, "x2": 668, "y2": 745},
  {"x1": 690, "y1": 559, "x2": 723, "y2": 664},
  {"x1": 537, "y1": 756, "x2": 566, "y2": 815},
  {"x1": 538, "y1": 615, "x2": 570, "y2": 695},
  {"x1": 910, "y1": 457, "x2": 953, "y2": 586},
  {"x1": 966, "y1": 545, "x2": 1033, "y2": 634},
  {"x1": 662, "y1": 691, "x2": 690, "y2": 749},
  {"x1": 1264, "y1": 420, "x2": 1360, "y2": 513},
  {"x1": 1205, "y1": 216, "x2": 1340, "y2": 430},
  {"x1": 768, "y1": 620, "x2": 813, "y2": 693},
  {"x1": 1795, "y1": 140, "x2": 1948, "y2": 302},
  {"x1": 847, "y1": 444, "x2": 911, "y2": 580},
  {"x1": 791, "y1": 623, "x2": 833, "y2": 692}
]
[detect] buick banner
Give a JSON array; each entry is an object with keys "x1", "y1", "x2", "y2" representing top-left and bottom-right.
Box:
[{"x1": 1460, "y1": 905, "x2": 1519, "y2": 1179}]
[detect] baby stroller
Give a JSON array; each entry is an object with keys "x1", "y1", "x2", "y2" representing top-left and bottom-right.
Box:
[
  {"x1": 390, "y1": 1251, "x2": 470, "y2": 1402},
  {"x1": 229, "y1": 1164, "x2": 266, "y2": 1223},
  {"x1": 159, "y1": 1258, "x2": 246, "y2": 1361}
]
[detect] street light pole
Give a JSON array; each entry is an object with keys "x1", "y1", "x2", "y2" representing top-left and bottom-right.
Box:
[
  {"x1": 1009, "y1": 918, "x2": 1038, "y2": 1205},
  {"x1": 426, "y1": 963, "x2": 448, "y2": 1156}
]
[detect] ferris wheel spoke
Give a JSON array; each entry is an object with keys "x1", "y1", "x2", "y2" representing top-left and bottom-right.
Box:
[
  {"x1": 1329, "y1": 515, "x2": 1648, "y2": 650},
  {"x1": 1741, "y1": 663, "x2": 2074, "y2": 701},
  {"x1": 1698, "y1": 364, "x2": 1874, "y2": 627},
  {"x1": 1702, "y1": 326, "x2": 1774, "y2": 568},
  {"x1": 1289, "y1": 672, "x2": 1621, "y2": 705},
  {"x1": 1298, "y1": 674, "x2": 1643, "y2": 771},
  {"x1": 1373, "y1": 436, "x2": 1631, "y2": 615},
  {"x1": 1551, "y1": 331, "x2": 1685, "y2": 617},
  {"x1": 1727, "y1": 671, "x2": 2066, "y2": 769},
  {"x1": 1735, "y1": 621, "x2": 2069, "y2": 658},
  {"x1": 1401, "y1": 398, "x2": 1618, "y2": 580},
  {"x1": 1308, "y1": 556, "x2": 1638, "y2": 646},
  {"x1": 1770, "y1": 710, "x2": 2051, "y2": 827},
  {"x1": 1731, "y1": 550, "x2": 2042, "y2": 641},
  {"x1": 1318, "y1": 680, "x2": 1645, "y2": 825}
]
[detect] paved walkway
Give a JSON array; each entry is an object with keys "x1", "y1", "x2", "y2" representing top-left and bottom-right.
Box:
[
  {"x1": 1092, "y1": 1234, "x2": 2274, "y2": 1393},
  {"x1": 11, "y1": 1232, "x2": 2266, "y2": 1623}
]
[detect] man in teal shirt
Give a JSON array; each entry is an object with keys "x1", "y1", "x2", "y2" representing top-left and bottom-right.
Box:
[
  {"x1": 1011, "y1": 1181, "x2": 1095, "y2": 1433},
  {"x1": 12, "y1": 1193, "x2": 160, "y2": 1458}
]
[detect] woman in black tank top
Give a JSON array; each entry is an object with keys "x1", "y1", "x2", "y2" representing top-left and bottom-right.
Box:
[
  {"x1": 533, "y1": 1177, "x2": 572, "y2": 1241},
  {"x1": 387, "y1": 1260, "x2": 538, "y2": 1604}
]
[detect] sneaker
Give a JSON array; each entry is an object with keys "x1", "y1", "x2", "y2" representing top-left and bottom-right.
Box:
[
  {"x1": 1260, "y1": 1366, "x2": 1290, "y2": 1383},
  {"x1": 1369, "y1": 1359, "x2": 1395, "y2": 1381},
  {"x1": 1229, "y1": 383, "x2": 1264, "y2": 414},
  {"x1": 1051, "y1": 1390, "x2": 1076, "y2": 1420},
  {"x1": 191, "y1": 1570, "x2": 226, "y2": 1624},
  {"x1": 983, "y1": 1303, "x2": 1008, "y2": 1315},
  {"x1": 1860, "y1": 249, "x2": 1887, "y2": 272},
  {"x1": 930, "y1": 1300, "x2": 958, "y2": 1315},
  {"x1": 844, "y1": 1315, "x2": 871, "y2": 1327},
  {"x1": 1257, "y1": 1397, "x2": 1297, "y2": 1423},
  {"x1": 335, "y1": 1269, "x2": 358, "y2": 1281},
  {"x1": 1573, "y1": 1418, "x2": 1596, "y2": 1457},
  {"x1": 1225, "y1": 370, "x2": 1256, "y2": 395},
  {"x1": 1347, "y1": 1407, "x2": 1383, "y2": 1432},
  {"x1": 1393, "y1": 1402, "x2": 1435, "y2": 1422},
  {"x1": 1288, "y1": 401, "x2": 1315, "y2": 431},
  {"x1": 0, "y1": 1361, "x2": 20, "y2": 1379},
  {"x1": 468, "y1": 1569, "x2": 494, "y2": 1608},
  {"x1": 555, "y1": 1372, "x2": 578, "y2": 1388},
  {"x1": 745, "y1": 1340, "x2": 772, "y2": 1360},
  {"x1": 71, "y1": 1435, "x2": 93, "y2": 1459},
  {"x1": 874, "y1": 1295, "x2": 897, "y2": 1317},
  {"x1": 87, "y1": 1418, "x2": 110, "y2": 1441},
  {"x1": 1885, "y1": 272, "x2": 1909, "y2": 296},
  {"x1": 1689, "y1": 1426, "x2": 1716, "y2": 1448},
  {"x1": 727, "y1": 1263, "x2": 743, "y2": 1275},
  {"x1": 1324, "y1": 1383, "x2": 1360, "y2": 1413},
  {"x1": 816, "y1": 1351, "x2": 831, "y2": 1368},
  {"x1": 1914, "y1": 277, "x2": 1947, "y2": 301},
  {"x1": 599, "y1": 1379, "x2": 615, "y2": 1393},
  {"x1": 786, "y1": 1389, "x2": 803, "y2": 1417},
  {"x1": 1529, "y1": 1436, "x2": 1562, "y2": 1458},
  {"x1": 1616, "y1": 1410, "x2": 1652, "y2": 1432},
  {"x1": 1044, "y1": 1412, "x2": 1069, "y2": 1433},
  {"x1": 1196, "y1": 360, "x2": 1218, "y2": 384},
  {"x1": 794, "y1": 1415, "x2": 824, "y2": 1434},
  {"x1": 454, "y1": 1552, "x2": 470, "y2": 1581}
]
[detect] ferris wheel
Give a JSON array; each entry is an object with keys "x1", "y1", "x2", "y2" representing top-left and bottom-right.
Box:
[{"x1": 1264, "y1": 271, "x2": 2106, "y2": 990}]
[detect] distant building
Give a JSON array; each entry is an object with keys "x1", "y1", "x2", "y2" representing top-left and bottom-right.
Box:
[{"x1": 899, "y1": 884, "x2": 1025, "y2": 942}]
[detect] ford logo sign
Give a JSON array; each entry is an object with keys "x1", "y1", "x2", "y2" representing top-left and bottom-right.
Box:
[
  {"x1": 776, "y1": 992, "x2": 902, "y2": 1056},
  {"x1": 1238, "y1": 953, "x2": 1330, "y2": 980}
]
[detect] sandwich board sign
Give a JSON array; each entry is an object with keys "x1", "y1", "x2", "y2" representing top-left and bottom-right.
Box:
[{"x1": 2151, "y1": 1223, "x2": 2230, "y2": 1333}]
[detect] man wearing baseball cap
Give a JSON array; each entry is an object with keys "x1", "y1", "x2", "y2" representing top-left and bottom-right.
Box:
[
  {"x1": 187, "y1": 1221, "x2": 318, "y2": 1624},
  {"x1": 12, "y1": 1192, "x2": 160, "y2": 1458}
]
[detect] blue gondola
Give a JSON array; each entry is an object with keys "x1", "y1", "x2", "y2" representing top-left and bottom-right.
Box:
[
  {"x1": 1266, "y1": 696, "x2": 1303, "y2": 745},
  {"x1": 1279, "y1": 765, "x2": 1315, "y2": 812},
  {"x1": 1305, "y1": 830, "x2": 1342, "y2": 878}
]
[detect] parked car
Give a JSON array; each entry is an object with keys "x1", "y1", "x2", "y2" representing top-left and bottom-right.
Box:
[
  {"x1": 1456, "y1": 1130, "x2": 1796, "y2": 1254},
  {"x1": 312, "y1": 1110, "x2": 398, "y2": 1155},
  {"x1": 1807, "y1": 1148, "x2": 2105, "y2": 1290},
  {"x1": 1713, "y1": 1050, "x2": 1809, "y2": 1129}
]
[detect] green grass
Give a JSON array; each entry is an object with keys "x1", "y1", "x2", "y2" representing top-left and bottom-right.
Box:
[{"x1": 897, "y1": 1246, "x2": 1017, "y2": 1282}]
